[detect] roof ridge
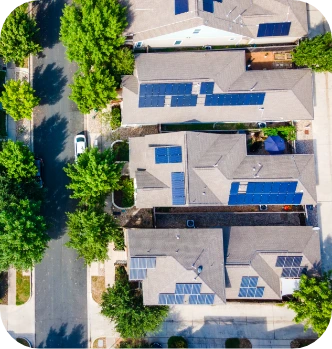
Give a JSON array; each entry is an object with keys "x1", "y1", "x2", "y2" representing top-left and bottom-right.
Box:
[{"x1": 291, "y1": 70, "x2": 314, "y2": 115}]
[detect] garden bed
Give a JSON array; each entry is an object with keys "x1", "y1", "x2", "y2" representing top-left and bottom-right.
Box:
[
  {"x1": 91, "y1": 276, "x2": 105, "y2": 304},
  {"x1": 0, "y1": 272, "x2": 8, "y2": 305},
  {"x1": 225, "y1": 338, "x2": 252, "y2": 348},
  {"x1": 113, "y1": 176, "x2": 134, "y2": 209},
  {"x1": 290, "y1": 338, "x2": 317, "y2": 348},
  {"x1": 16, "y1": 338, "x2": 31, "y2": 347},
  {"x1": 16, "y1": 271, "x2": 30, "y2": 305}
]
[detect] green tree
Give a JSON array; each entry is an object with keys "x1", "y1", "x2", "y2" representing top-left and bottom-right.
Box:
[
  {"x1": 292, "y1": 32, "x2": 332, "y2": 72},
  {"x1": 0, "y1": 80, "x2": 40, "y2": 121},
  {"x1": 66, "y1": 208, "x2": 124, "y2": 264},
  {"x1": 60, "y1": 0, "x2": 128, "y2": 70},
  {"x1": 281, "y1": 272, "x2": 332, "y2": 337},
  {"x1": 0, "y1": 178, "x2": 49, "y2": 271},
  {"x1": 64, "y1": 147, "x2": 123, "y2": 206},
  {"x1": 69, "y1": 67, "x2": 117, "y2": 114},
  {"x1": 0, "y1": 140, "x2": 37, "y2": 181},
  {"x1": 110, "y1": 47, "x2": 134, "y2": 84},
  {"x1": 101, "y1": 266, "x2": 169, "y2": 338},
  {"x1": 0, "y1": 3, "x2": 41, "y2": 66}
]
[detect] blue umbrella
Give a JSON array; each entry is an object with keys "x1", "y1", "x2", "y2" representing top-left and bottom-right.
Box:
[{"x1": 264, "y1": 136, "x2": 285, "y2": 154}]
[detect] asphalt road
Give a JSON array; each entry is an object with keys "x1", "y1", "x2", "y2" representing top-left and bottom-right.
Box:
[{"x1": 33, "y1": 0, "x2": 87, "y2": 347}]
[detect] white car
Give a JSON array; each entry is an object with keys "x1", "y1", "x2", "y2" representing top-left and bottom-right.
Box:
[{"x1": 75, "y1": 135, "x2": 86, "y2": 161}]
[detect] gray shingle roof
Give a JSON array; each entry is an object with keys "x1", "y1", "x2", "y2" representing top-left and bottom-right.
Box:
[
  {"x1": 122, "y1": 51, "x2": 313, "y2": 125},
  {"x1": 126, "y1": 228, "x2": 226, "y2": 304},
  {"x1": 123, "y1": 0, "x2": 307, "y2": 42},
  {"x1": 129, "y1": 132, "x2": 317, "y2": 208}
]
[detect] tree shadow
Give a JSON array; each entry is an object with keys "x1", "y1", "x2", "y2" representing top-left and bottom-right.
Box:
[
  {"x1": 33, "y1": 63, "x2": 68, "y2": 106},
  {"x1": 37, "y1": 323, "x2": 87, "y2": 348},
  {"x1": 34, "y1": 0, "x2": 65, "y2": 50},
  {"x1": 33, "y1": 113, "x2": 75, "y2": 239}
]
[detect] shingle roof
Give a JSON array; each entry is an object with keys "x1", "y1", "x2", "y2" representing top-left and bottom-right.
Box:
[
  {"x1": 123, "y1": 0, "x2": 307, "y2": 41},
  {"x1": 122, "y1": 51, "x2": 313, "y2": 125},
  {"x1": 129, "y1": 132, "x2": 317, "y2": 208},
  {"x1": 126, "y1": 228, "x2": 226, "y2": 304}
]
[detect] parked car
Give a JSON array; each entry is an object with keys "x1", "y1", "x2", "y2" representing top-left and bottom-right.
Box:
[
  {"x1": 75, "y1": 135, "x2": 86, "y2": 161},
  {"x1": 34, "y1": 158, "x2": 44, "y2": 188}
]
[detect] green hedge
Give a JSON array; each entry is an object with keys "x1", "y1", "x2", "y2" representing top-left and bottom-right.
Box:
[
  {"x1": 0, "y1": 110, "x2": 7, "y2": 138},
  {"x1": 168, "y1": 336, "x2": 188, "y2": 348}
]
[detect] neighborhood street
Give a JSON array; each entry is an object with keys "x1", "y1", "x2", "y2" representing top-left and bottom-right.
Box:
[{"x1": 32, "y1": 0, "x2": 87, "y2": 347}]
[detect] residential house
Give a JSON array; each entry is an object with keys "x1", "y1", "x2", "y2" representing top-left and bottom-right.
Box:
[
  {"x1": 125, "y1": 226, "x2": 320, "y2": 305},
  {"x1": 122, "y1": 0, "x2": 307, "y2": 48},
  {"x1": 129, "y1": 132, "x2": 316, "y2": 208},
  {"x1": 121, "y1": 50, "x2": 313, "y2": 126}
]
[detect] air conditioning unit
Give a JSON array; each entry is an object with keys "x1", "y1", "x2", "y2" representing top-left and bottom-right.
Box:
[{"x1": 259, "y1": 205, "x2": 268, "y2": 211}]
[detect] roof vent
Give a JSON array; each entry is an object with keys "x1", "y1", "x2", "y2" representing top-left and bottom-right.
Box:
[{"x1": 176, "y1": 234, "x2": 180, "y2": 239}]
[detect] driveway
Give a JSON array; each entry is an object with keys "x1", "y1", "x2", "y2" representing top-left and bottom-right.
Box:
[{"x1": 32, "y1": 0, "x2": 87, "y2": 347}]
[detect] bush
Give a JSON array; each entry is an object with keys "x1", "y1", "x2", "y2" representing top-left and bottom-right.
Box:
[
  {"x1": 0, "y1": 110, "x2": 6, "y2": 138},
  {"x1": 121, "y1": 178, "x2": 134, "y2": 207},
  {"x1": 111, "y1": 107, "x2": 121, "y2": 129},
  {"x1": 168, "y1": 336, "x2": 188, "y2": 348},
  {"x1": 225, "y1": 338, "x2": 240, "y2": 348},
  {"x1": 263, "y1": 125, "x2": 296, "y2": 141},
  {"x1": 118, "y1": 339, "x2": 149, "y2": 348}
]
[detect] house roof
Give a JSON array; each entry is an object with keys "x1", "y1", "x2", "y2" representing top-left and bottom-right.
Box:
[
  {"x1": 224, "y1": 226, "x2": 321, "y2": 298},
  {"x1": 122, "y1": 0, "x2": 307, "y2": 42},
  {"x1": 126, "y1": 228, "x2": 226, "y2": 305},
  {"x1": 126, "y1": 226, "x2": 320, "y2": 303},
  {"x1": 129, "y1": 132, "x2": 317, "y2": 208},
  {"x1": 122, "y1": 51, "x2": 313, "y2": 125}
]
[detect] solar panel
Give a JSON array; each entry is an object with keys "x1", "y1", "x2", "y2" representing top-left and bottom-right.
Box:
[
  {"x1": 171, "y1": 172, "x2": 186, "y2": 205},
  {"x1": 158, "y1": 294, "x2": 185, "y2": 304},
  {"x1": 200, "y1": 82, "x2": 215, "y2": 94},
  {"x1": 281, "y1": 267, "x2": 303, "y2": 278},
  {"x1": 204, "y1": 93, "x2": 265, "y2": 106},
  {"x1": 230, "y1": 182, "x2": 240, "y2": 195},
  {"x1": 155, "y1": 146, "x2": 182, "y2": 164},
  {"x1": 203, "y1": 0, "x2": 214, "y2": 13},
  {"x1": 257, "y1": 22, "x2": 291, "y2": 37},
  {"x1": 239, "y1": 277, "x2": 264, "y2": 298},
  {"x1": 276, "y1": 256, "x2": 303, "y2": 268},
  {"x1": 129, "y1": 268, "x2": 147, "y2": 280},
  {"x1": 138, "y1": 96, "x2": 165, "y2": 108},
  {"x1": 129, "y1": 258, "x2": 156, "y2": 280},
  {"x1": 175, "y1": 283, "x2": 201, "y2": 294},
  {"x1": 228, "y1": 195, "x2": 237, "y2": 205},
  {"x1": 189, "y1": 294, "x2": 215, "y2": 304},
  {"x1": 175, "y1": 0, "x2": 189, "y2": 15},
  {"x1": 171, "y1": 95, "x2": 198, "y2": 107}
]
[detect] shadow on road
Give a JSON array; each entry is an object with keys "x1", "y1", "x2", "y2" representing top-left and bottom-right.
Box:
[
  {"x1": 33, "y1": 113, "x2": 75, "y2": 239},
  {"x1": 35, "y1": 0, "x2": 65, "y2": 50},
  {"x1": 34, "y1": 63, "x2": 68, "y2": 105},
  {"x1": 37, "y1": 323, "x2": 87, "y2": 348}
]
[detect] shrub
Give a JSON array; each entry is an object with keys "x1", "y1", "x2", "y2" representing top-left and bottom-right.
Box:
[
  {"x1": 225, "y1": 338, "x2": 240, "y2": 348},
  {"x1": 263, "y1": 125, "x2": 296, "y2": 141},
  {"x1": 111, "y1": 106, "x2": 121, "y2": 129},
  {"x1": 121, "y1": 178, "x2": 134, "y2": 207},
  {"x1": 168, "y1": 336, "x2": 188, "y2": 348}
]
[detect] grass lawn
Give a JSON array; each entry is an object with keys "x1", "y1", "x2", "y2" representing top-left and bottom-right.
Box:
[
  {"x1": 91, "y1": 276, "x2": 105, "y2": 304},
  {"x1": 16, "y1": 271, "x2": 30, "y2": 305}
]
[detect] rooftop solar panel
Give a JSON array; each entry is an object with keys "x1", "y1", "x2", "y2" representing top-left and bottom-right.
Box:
[
  {"x1": 257, "y1": 22, "x2": 291, "y2": 37},
  {"x1": 255, "y1": 287, "x2": 264, "y2": 297},
  {"x1": 203, "y1": 0, "x2": 214, "y2": 13},
  {"x1": 200, "y1": 82, "x2": 215, "y2": 94},
  {"x1": 172, "y1": 172, "x2": 186, "y2": 205},
  {"x1": 175, "y1": 0, "x2": 189, "y2": 15},
  {"x1": 239, "y1": 277, "x2": 264, "y2": 298},
  {"x1": 155, "y1": 146, "x2": 182, "y2": 164},
  {"x1": 205, "y1": 93, "x2": 265, "y2": 106}
]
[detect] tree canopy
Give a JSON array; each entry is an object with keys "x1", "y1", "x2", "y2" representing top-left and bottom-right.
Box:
[
  {"x1": 0, "y1": 3, "x2": 42, "y2": 66},
  {"x1": 0, "y1": 175, "x2": 49, "y2": 271},
  {"x1": 101, "y1": 266, "x2": 169, "y2": 338},
  {"x1": 69, "y1": 68, "x2": 118, "y2": 113},
  {"x1": 60, "y1": 0, "x2": 128, "y2": 70},
  {"x1": 64, "y1": 147, "x2": 123, "y2": 206},
  {"x1": 66, "y1": 208, "x2": 124, "y2": 265},
  {"x1": 0, "y1": 140, "x2": 37, "y2": 181},
  {"x1": 281, "y1": 271, "x2": 332, "y2": 337},
  {"x1": 0, "y1": 80, "x2": 40, "y2": 121},
  {"x1": 292, "y1": 32, "x2": 332, "y2": 72}
]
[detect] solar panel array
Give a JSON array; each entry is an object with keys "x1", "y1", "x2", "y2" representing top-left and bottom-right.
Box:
[
  {"x1": 189, "y1": 294, "x2": 215, "y2": 304},
  {"x1": 205, "y1": 93, "x2": 265, "y2": 106},
  {"x1": 228, "y1": 181, "x2": 303, "y2": 205},
  {"x1": 140, "y1": 83, "x2": 193, "y2": 96},
  {"x1": 139, "y1": 96, "x2": 165, "y2": 108},
  {"x1": 129, "y1": 257, "x2": 156, "y2": 280},
  {"x1": 238, "y1": 277, "x2": 265, "y2": 298},
  {"x1": 257, "y1": 22, "x2": 291, "y2": 37},
  {"x1": 200, "y1": 82, "x2": 214, "y2": 94},
  {"x1": 175, "y1": 283, "x2": 201, "y2": 294},
  {"x1": 175, "y1": 0, "x2": 189, "y2": 15},
  {"x1": 203, "y1": 0, "x2": 214, "y2": 13},
  {"x1": 171, "y1": 95, "x2": 198, "y2": 107},
  {"x1": 171, "y1": 172, "x2": 186, "y2": 205},
  {"x1": 159, "y1": 294, "x2": 185, "y2": 304},
  {"x1": 155, "y1": 146, "x2": 182, "y2": 164},
  {"x1": 276, "y1": 256, "x2": 304, "y2": 278}
]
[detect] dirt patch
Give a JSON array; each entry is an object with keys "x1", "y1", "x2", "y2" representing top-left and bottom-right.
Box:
[
  {"x1": 290, "y1": 339, "x2": 317, "y2": 348},
  {"x1": 16, "y1": 271, "x2": 30, "y2": 305},
  {"x1": 120, "y1": 208, "x2": 154, "y2": 228},
  {"x1": 93, "y1": 337, "x2": 106, "y2": 348},
  {"x1": 91, "y1": 276, "x2": 105, "y2": 304},
  {"x1": 0, "y1": 272, "x2": 8, "y2": 305}
]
